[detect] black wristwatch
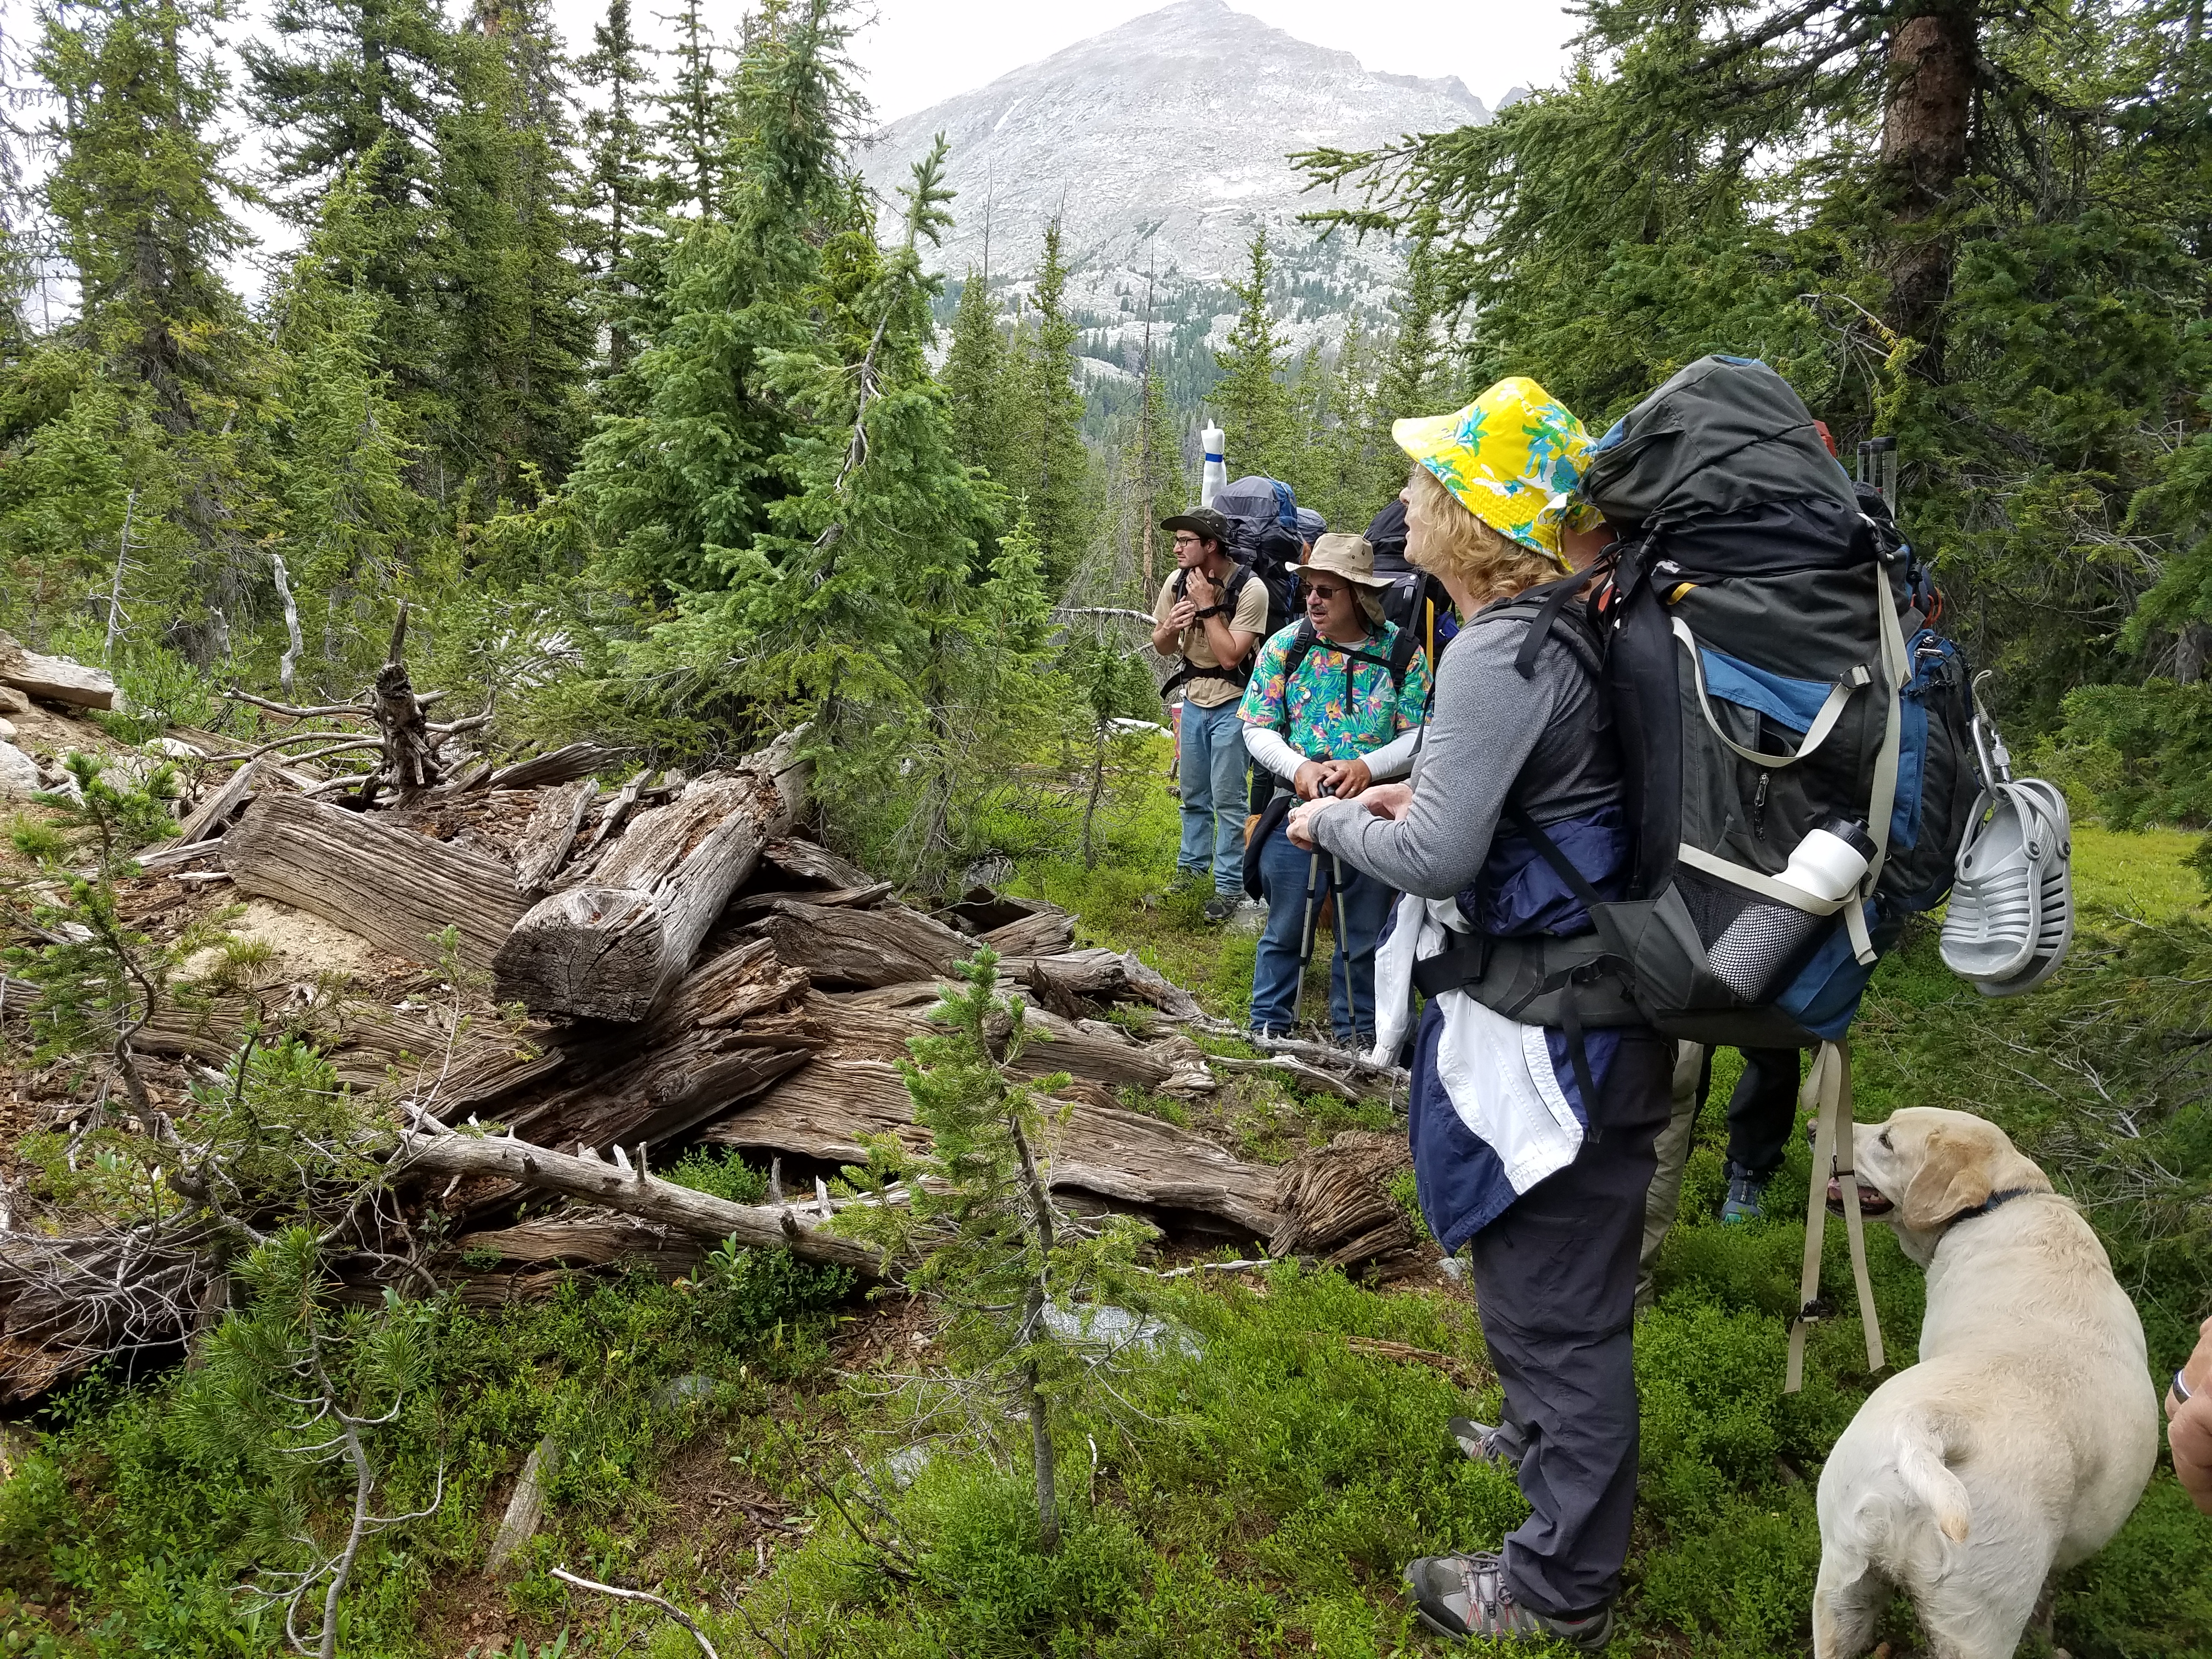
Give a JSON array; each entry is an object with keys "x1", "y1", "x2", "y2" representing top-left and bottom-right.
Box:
[{"x1": 1194, "y1": 604, "x2": 1224, "y2": 619}]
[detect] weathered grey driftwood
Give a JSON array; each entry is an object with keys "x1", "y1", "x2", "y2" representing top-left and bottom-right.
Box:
[
  {"x1": 487, "y1": 742, "x2": 618, "y2": 792},
  {"x1": 488, "y1": 1434, "x2": 562, "y2": 1572},
  {"x1": 500, "y1": 937, "x2": 815, "y2": 1152},
  {"x1": 978, "y1": 905, "x2": 1076, "y2": 958},
  {"x1": 0, "y1": 631, "x2": 116, "y2": 710},
  {"x1": 1268, "y1": 1131, "x2": 1424, "y2": 1271},
  {"x1": 395, "y1": 1129, "x2": 882, "y2": 1273},
  {"x1": 761, "y1": 836, "x2": 872, "y2": 890},
  {"x1": 134, "y1": 992, "x2": 566, "y2": 1109},
  {"x1": 493, "y1": 735, "x2": 806, "y2": 1020},
  {"x1": 170, "y1": 755, "x2": 262, "y2": 847},
  {"x1": 747, "y1": 899, "x2": 972, "y2": 989},
  {"x1": 222, "y1": 794, "x2": 533, "y2": 974},
  {"x1": 701, "y1": 1073, "x2": 1279, "y2": 1237},
  {"x1": 511, "y1": 778, "x2": 599, "y2": 893}
]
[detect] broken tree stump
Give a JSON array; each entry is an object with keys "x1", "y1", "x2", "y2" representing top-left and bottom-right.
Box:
[
  {"x1": 492, "y1": 734, "x2": 807, "y2": 1021},
  {"x1": 222, "y1": 794, "x2": 533, "y2": 974}
]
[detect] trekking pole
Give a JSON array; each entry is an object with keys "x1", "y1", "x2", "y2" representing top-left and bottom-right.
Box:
[{"x1": 1296, "y1": 781, "x2": 1338, "y2": 974}]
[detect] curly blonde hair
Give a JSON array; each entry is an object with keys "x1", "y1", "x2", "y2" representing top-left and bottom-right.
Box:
[{"x1": 1404, "y1": 466, "x2": 1560, "y2": 610}]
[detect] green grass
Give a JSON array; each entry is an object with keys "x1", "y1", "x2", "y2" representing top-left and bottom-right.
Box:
[
  {"x1": 6, "y1": 810, "x2": 2210, "y2": 1657},
  {"x1": 2070, "y1": 823, "x2": 2204, "y2": 922}
]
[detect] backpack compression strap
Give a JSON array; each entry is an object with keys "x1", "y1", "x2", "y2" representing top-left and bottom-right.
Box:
[{"x1": 1785, "y1": 1040, "x2": 1886, "y2": 1392}]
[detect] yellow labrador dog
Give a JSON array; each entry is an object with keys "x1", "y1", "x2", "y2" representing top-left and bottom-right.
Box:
[{"x1": 1813, "y1": 1107, "x2": 2156, "y2": 1659}]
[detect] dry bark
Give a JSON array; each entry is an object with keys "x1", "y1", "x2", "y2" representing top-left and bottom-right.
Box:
[
  {"x1": 761, "y1": 837, "x2": 872, "y2": 890},
  {"x1": 222, "y1": 795, "x2": 533, "y2": 974},
  {"x1": 511, "y1": 779, "x2": 600, "y2": 893},
  {"x1": 493, "y1": 737, "x2": 806, "y2": 1021},
  {"x1": 487, "y1": 742, "x2": 619, "y2": 792},
  {"x1": 701, "y1": 1074, "x2": 1278, "y2": 1237},
  {"x1": 170, "y1": 756, "x2": 263, "y2": 847},
  {"x1": 0, "y1": 1225, "x2": 213, "y2": 1402},
  {"x1": 500, "y1": 937, "x2": 814, "y2": 1152},
  {"x1": 1269, "y1": 1131, "x2": 1424, "y2": 1271},
  {"x1": 978, "y1": 906, "x2": 1076, "y2": 958},
  {"x1": 747, "y1": 900, "x2": 972, "y2": 989}
]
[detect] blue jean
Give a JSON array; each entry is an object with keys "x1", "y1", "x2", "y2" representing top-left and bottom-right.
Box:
[
  {"x1": 1249, "y1": 816, "x2": 1393, "y2": 1042},
  {"x1": 1176, "y1": 699, "x2": 1249, "y2": 895}
]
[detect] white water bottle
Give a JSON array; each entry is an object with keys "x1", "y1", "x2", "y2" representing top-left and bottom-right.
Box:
[
  {"x1": 1200, "y1": 420, "x2": 1227, "y2": 508},
  {"x1": 1706, "y1": 818, "x2": 1876, "y2": 1000}
]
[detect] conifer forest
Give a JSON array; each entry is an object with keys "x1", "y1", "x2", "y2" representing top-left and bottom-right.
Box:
[{"x1": 0, "y1": 0, "x2": 2209, "y2": 1654}]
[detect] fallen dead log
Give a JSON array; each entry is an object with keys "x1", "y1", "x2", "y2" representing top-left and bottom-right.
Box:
[
  {"x1": 748, "y1": 899, "x2": 972, "y2": 989},
  {"x1": 761, "y1": 837, "x2": 872, "y2": 890},
  {"x1": 487, "y1": 742, "x2": 618, "y2": 793},
  {"x1": 0, "y1": 1224, "x2": 214, "y2": 1403},
  {"x1": 134, "y1": 995, "x2": 566, "y2": 1110},
  {"x1": 493, "y1": 735, "x2": 806, "y2": 1021},
  {"x1": 702, "y1": 1059, "x2": 1276, "y2": 1237},
  {"x1": 169, "y1": 755, "x2": 263, "y2": 847},
  {"x1": 978, "y1": 905, "x2": 1076, "y2": 957},
  {"x1": 395, "y1": 1128, "x2": 882, "y2": 1274},
  {"x1": 223, "y1": 794, "x2": 532, "y2": 974},
  {"x1": 510, "y1": 778, "x2": 600, "y2": 893}
]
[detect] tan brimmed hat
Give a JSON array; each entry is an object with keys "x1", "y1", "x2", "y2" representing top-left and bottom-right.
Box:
[{"x1": 1304, "y1": 534, "x2": 1391, "y2": 589}]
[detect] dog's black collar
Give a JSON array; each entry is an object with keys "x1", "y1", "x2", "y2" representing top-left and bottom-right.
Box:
[{"x1": 1945, "y1": 1186, "x2": 2042, "y2": 1227}]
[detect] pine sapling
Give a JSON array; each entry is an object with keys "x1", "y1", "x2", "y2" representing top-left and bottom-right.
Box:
[
  {"x1": 4, "y1": 752, "x2": 212, "y2": 1112},
  {"x1": 842, "y1": 947, "x2": 1153, "y2": 1550}
]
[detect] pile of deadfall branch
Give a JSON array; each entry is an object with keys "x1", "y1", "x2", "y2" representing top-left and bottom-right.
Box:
[{"x1": 0, "y1": 652, "x2": 1421, "y2": 1402}]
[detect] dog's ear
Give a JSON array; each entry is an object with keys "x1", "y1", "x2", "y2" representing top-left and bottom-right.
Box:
[{"x1": 1898, "y1": 1125, "x2": 1996, "y2": 1231}]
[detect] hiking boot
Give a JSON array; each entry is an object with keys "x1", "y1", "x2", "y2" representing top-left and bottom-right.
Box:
[
  {"x1": 1202, "y1": 893, "x2": 1239, "y2": 923},
  {"x1": 1448, "y1": 1416, "x2": 1523, "y2": 1471},
  {"x1": 1402, "y1": 1552, "x2": 1613, "y2": 1650},
  {"x1": 1721, "y1": 1163, "x2": 1771, "y2": 1224}
]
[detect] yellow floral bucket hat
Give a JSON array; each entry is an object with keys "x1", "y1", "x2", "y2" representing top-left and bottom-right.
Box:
[{"x1": 1393, "y1": 376, "x2": 1594, "y2": 570}]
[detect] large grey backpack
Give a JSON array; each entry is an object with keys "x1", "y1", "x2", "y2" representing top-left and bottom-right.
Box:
[{"x1": 1565, "y1": 356, "x2": 1979, "y2": 1048}]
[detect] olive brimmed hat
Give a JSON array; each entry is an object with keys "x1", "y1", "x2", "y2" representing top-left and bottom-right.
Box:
[
  {"x1": 1160, "y1": 506, "x2": 1233, "y2": 545},
  {"x1": 1392, "y1": 376, "x2": 1594, "y2": 571}
]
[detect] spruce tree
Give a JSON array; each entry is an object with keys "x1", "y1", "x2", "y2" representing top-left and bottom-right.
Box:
[
  {"x1": 1003, "y1": 219, "x2": 1089, "y2": 588},
  {"x1": 37, "y1": 0, "x2": 252, "y2": 429},
  {"x1": 1372, "y1": 207, "x2": 1447, "y2": 442},
  {"x1": 1130, "y1": 311, "x2": 1183, "y2": 590},
  {"x1": 1212, "y1": 228, "x2": 1296, "y2": 484},
  {"x1": 940, "y1": 266, "x2": 1007, "y2": 479},
  {"x1": 434, "y1": 0, "x2": 591, "y2": 506},
  {"x1": 651, "y1": 0, "x2": 729, "y2": 219},
  {"x1": 569, "y1": 0, "x2": 861, "y2": 597},
  {"x1": 574, "y1": 0, "x2": 662, "y2": 381},
  {"x1": 242, "y1": 0, "x2": 454, "y2": 415}
]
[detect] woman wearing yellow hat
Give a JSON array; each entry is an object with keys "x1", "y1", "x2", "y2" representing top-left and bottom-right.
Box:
[{"x1": 1285, "y1": 377, "x2": 1663, "y2": 1650}]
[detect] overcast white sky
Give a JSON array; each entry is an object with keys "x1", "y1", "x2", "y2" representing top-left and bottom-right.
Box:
[
  {"x1": 4, "y1": 0, "x2": 1582, "y2": 306},
  {"x1": 832, "y1": 0, "x2": 1584, "y2": 123}
]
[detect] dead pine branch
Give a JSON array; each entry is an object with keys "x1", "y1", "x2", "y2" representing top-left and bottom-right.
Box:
[{"x1": 550, "y1": 1568, "x2": 721, "y2": 1659}]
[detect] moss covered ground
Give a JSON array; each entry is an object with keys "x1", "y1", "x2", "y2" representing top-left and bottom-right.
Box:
[{"x1": 3, "y1": 751, "x2": 2209, "y2": 1657}]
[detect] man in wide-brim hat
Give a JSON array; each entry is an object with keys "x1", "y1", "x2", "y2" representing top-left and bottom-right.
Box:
[{"x1": 1237, "y1": 533, "x2": 1432, "y2": 1045}]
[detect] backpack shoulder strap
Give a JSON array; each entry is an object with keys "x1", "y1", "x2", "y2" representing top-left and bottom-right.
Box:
[{"x1": 1275, "y1": 619, "x2": 1321, "y2": 723}]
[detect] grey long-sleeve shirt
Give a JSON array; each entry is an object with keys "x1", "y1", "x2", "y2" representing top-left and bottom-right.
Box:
[{"x1": 1306, "y1": 603, "x2": 1622, "y2": 900}]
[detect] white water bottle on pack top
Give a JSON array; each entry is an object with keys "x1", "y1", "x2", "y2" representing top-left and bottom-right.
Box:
[
  {"x1": 1200, "y1": 421, "x2": 1227, "y2": 507},
  {"x1": 1706, "y1": 818, "x2": 1876, "y2": 1000}
]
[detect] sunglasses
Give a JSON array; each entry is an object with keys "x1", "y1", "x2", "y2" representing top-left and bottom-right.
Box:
[{"x1": 1300, "y1": 580, "x2": 1351, "y2": 602}]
